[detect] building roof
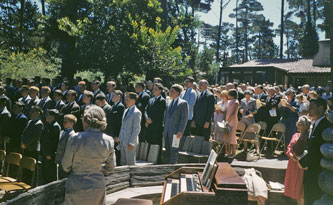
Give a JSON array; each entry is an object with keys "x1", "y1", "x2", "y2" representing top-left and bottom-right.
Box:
[{"x1": 229, "y1": 58, "x2": 330, "y2": 74}]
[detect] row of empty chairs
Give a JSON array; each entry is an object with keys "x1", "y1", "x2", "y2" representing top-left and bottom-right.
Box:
[
  {"x1": 0, "y1": 151, "x2": 36, "y2": 197},
  {"x1": 236, "y1": 121, "x2": 287, "y2": 158}
]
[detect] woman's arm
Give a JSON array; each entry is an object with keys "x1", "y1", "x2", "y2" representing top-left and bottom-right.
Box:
[
  {"x1": 103, "y1": 147, "x2": 116, "y2": 176},
  {"x1": 226, "y1": 102, "x2": 239, "y2": 122},
  {"x1": 61, "y1": 135, "x2": 76, "y2": 173}
]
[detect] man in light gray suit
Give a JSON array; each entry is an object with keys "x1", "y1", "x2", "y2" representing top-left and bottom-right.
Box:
[
  {"x1": 180, "y1": 76, "x2": 197, "y2": 139},
  {"x1": 117, "y1": 92, "x2": 141, "y2": 165},
  {"x1": 164, "y1": 84, "x2": 188, "y2": 164}
]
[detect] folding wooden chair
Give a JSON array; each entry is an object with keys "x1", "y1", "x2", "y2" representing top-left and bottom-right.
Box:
[
  {"x1": 0, "y1": 157, "x2": 36, "y2": 192},
  {"x1": 0, "y1": 152, "x2": 22, "y2": 183},
  {"x1": 257, "y1": 121, "x2": 267, "y2": 139},
  {"x1": 235, "y1": 121, "x2": 246, "y2": 143},
  {"x1": 260, "y1": 123, "x2": 287, "y2": 157},
  {"x1": 240, "y1": 124, "x2": 261, "y2": 154}
]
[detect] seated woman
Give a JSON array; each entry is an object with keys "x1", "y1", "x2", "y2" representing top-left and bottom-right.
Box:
[
  {"x1": 284, "y1": 116, "x2": 310, "y2": 205},
  {"x1": 240, "y1": 90, "x2": 257, "y2": 126},
  {"x1": 62, "y1": 105, "x2": 116, "y2": 205}
]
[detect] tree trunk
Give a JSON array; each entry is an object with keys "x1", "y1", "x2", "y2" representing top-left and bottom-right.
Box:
[
  {"x1": 161, "y1": 0, "x2": 168, "y2": 30},
  {"x1": 280, "y1": 0, "x2": 285, "y2": 59},
  {"x1": 216, "y1": 0, "x2": 223, "y2": 65},
  {"x1": 329, "y1": 0, "x2": 333, "y2": 83},
  {"x1": 307, "y1": 0, "x2": 311, "y2": 23},
  {"x1": 236, "y1": 0, "x2": 239, "y2": 64},
  {"x1": 19, "y1": 0, "x2": 25, "y2": 52},
  {"x1": 244, "y1": 6, "x2": 248, "y2": 62},
  {"x1": 324, "y1": 1, "x2": 331, "y2": 39},
  {"x1": 313, "y1": 0, "x2": 316, "y2": 25},
  {"x1": 41, "y1": 0, "x2": 46, "y2": 15}
]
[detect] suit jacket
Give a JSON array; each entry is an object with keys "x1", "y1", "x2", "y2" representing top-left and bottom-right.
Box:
[
  {"x1": 106, "y1": 92, "x2": 114, "y2": 106},
  {"x1": 136, "y1": 91, "x2": 150, "y2": 126},
  {"x1": 145, "y1": 95, "x2": 166, "y2": 132},
  {"x1": 37, "y1": 96, "x2": 54, "y2": 112},
  {"x1": 180, "y1": 88, "x2": 197, "y2": 120},
  {"x1": 55, "y1": 127, "x2": 76, "y2": 164},
  {"x1": 61, "y1": 101, "x2": 80, "y2": 117},
  {"x1": 19, "y1": 95, "x2": 31, "y2": 105},
  {"x1": 9, "y1": 112, "x2": 28, "y2": 151},
  {"x1": 119, "y1": 105, "x2": 142, "y2": 146},
  {"x1": 305, "y1": 117, "x2": 331, "y2": 179},
  {"x1": 254, "y1": 92, "x2": 269, "y2": 122},
  {"x1": 40, "y1": 121, "x2": 61, "y2": 157},
  {"x1": 93, "y1": 89, "x2": 105, "y2": 99},
  {"x1": 76, "y1": 93, "x2": 84, "y2": 106},
  {"x1": 21, "y1": 118, "x2": 44, "y2": 152},
  {"x1": 24, "y1": 96, "x2": 40, "y2": 117},
  {"x1": 107, "y1": 101, "x2": 125, "y2": 137},
  {"x1": 54, "y1": 100, "x2": 66, "y2": 112},
  {"x1": 193, "y1": 90, "x2": 215, "y2": 126},
  {"x1": 0, "y1": 107, "x2": 11, "y2": 138},
  {"x1": 163, "y1": 98, "x2": 188, "y2": 138}
]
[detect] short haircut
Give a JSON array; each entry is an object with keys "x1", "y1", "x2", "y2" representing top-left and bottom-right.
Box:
[
  {"x1": 256, "y1": 85, "x2": 264, "y2": 90},
  {"x1": 136, "y1": 82, "x2": 145, "y2": 89},
  {"x1": 126, "y1": 92, "x2": 138, "y2": 101},
  {"x1": 154, "y1": 77, "x2": 163, "y2": 84},
  {"x1": 228, "y1": 89, "x2": 238, "y2": 99},
  {"x1": 186, "y1": 76, "x2": 195, "y2": 83},
  {"x1": 54, "y1": 89, "x2": 63, "y2": 96},
  {"x1": 95, "y1": 93, "x2": 106, "y2": 101},
  {"x1": 244, "y1": 90, "x2": 253, "y2": 95},
  {"x1": 47, "y1": 109, "x2": 59, "y2": 118},
  {"x1": 302, "y1": 84, "x2": 310, "y2": 89},
  {"x1": 93, "y1": 80, "x2": 101, "y2": 85},
  {"x1": 0, "y1": 86, "x2": 5, "y2": 93},
  {"x1": 171, "y1": 84, "x2": 183, "y2": 94},
  {"x1": 29, "y1": 86, "x2": 40, "y2": 92},
  {"x1": 154, "y1": 83, "x2": 164, "y2": 91},
  {"x1": 67, "y1": 90, "x2": 77, "y2": 98},
  {"x1": 21, "y1": 85, "x2": 30, "y2": 91},
  {"x1": 107, "y1": 81, "x2": 116, "y2": 86},
  {"x1": 41, "y1": 86, "x2": 51, "y2": 93},
  {"x1": 83, "y1": 90, "x2": 94, "y2": 99},
  {"x1": 62, "y1": 81, "x2": 70, "y2": 87},
  {"x1": 64, "y1": 114, "x2": 77, "y2": 124},
  {"x1": 78, "y1": 81, "x2": 86, "y2": 86},
  {"x1": 15, "y1": 101, "x2": 25, "y2": 109},
  {"x1": 31, "y1": 106, "x2": 43, "y2": 115},
  {"x1": 310, "y1": 98, "x2": 327, "y2": 112},
  {"x1": 114, "y1": 90, "x2": 123, "y2": 97}
]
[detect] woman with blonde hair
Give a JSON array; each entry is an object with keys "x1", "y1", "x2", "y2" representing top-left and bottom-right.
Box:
[{"x1": 62, "y1": 105, "x2": 116, "y2": 205}]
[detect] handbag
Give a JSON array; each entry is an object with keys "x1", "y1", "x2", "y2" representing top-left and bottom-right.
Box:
[
  {"x1": 216, "y1": 121, "x2": 231, "y2": 134},
  {"x1": 246, "y1": 149, "x2": 259, "y2": 161}
]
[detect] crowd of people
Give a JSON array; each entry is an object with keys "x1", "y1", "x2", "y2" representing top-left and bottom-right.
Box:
[{"x1": 0, "y1": 75, "x2": 332, "y2": 205}]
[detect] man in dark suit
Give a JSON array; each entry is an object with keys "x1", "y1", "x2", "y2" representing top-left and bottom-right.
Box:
[
  {"x1": 302, "y1": 98, "x2": 331, "y2": 205},
  {"x1": 95, "y1": 93, "x2": 112, "y2": 120},
  {"x1": 264, "y1": 87, "x2": 281, "y2": 135},
  {"x1": 145, "y1": 83, "x2": 166, "y2": 163},
  {"x1": 40, "y1": 109, "x2": 61, "y2": 184},
  {"x1": 38, "y1": 86, "x2": 55, "y2": 112},
  {"x1": 106, "y1": 81, "x2": 117, "y2": 106},
  {"x1": 108, "y1": 90, "x2": 125, "y2": 166},
  {"x1": 0, "y1": 97, "x2": 11, "y2": 150},
  {"x1": 24, "y1": 86, "x2": 40, "y2": 118},
  {"x1": 76, "y1": 81, "x2": 86, "y2": 106},
  {"x1": 135, "y1": 81, "x2": 151, "y2": 142},
  {"x1": 92, "y1": 80, "x2": 104, "y2": 101},
  {"x1": 21, "y1": 106, "x2": 44, "y2": 160},
  {"x1": 8, "y1": 102, "x2": 28, "y2": 153},
  {"x1": 18, "y1": 85, "x2": 31, "y2": 105},
  {"x1": 0, "y1": 86, "x2": 12, "y2": 111},
  {"x1": 53, "y1": 90, "x2": 66, "y2": 112},
  {"x1": 62, "y1": 90, "x2": 80, "y2": 131},
  {"x1": 254, "y1": 85, "x2": 269, "y2": 123},
  {"x1": 192, "y1": 80, "x2": 215, "y2": 141}
]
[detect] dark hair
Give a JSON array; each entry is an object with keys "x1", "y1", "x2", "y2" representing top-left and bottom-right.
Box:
[
  {"x1": 54, "y1": 89, "x2": 63, "y2": 96},
  {"x1": 126, "y1": 92, "x2": 138, "y2": 101},
  {"x1": 244, "y1": 90, "x2": 253, "y2": 96},
  {"x1": 257, "y1": 85, "x2": 264, "y2": 90},
  {"x1": 154, "y1": 83, "x2": 164, "y2": 91},
  {"x1": 186, "y1": 76, "x2": 195, "y2": 83},
  {"x1": 93, "y1": 80, "x2": 101, "y2": 85},
  {"x1": 62, "y1": 81, "x2": 70, "y2": 87},
  {"x1": 31, "y1": 106, "x2": 43, "y2": 115},
  {"x1": 310, "y1": 98, "x2": 327, "y2": 112},
  {"x1": 228, "y1": 89, "x2": 238, "y2": 99},
  {"x1": 95, "y1": 93, "x2": 106, "y2": 101},
  {"x1": 0, "y1": 97, "x2": 7, "y2": 104},
  {"x1": 154, "y1": 77, "x2": 163, "y2": 84},
  {"x1": 47, "y1": 109, "x2": 59, "y2": 118},
  {"x1": 136, "y1": 82, "x2": 145, "y2": 89}
]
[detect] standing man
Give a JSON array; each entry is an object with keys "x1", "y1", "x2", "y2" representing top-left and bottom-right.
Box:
[
  {"x1": 135, "y1": 82, "x2": 150, "y2": 142},
  {"x1": 118, "y1": 92, "x2": 141, "y2": 165},
  {"x1": 92, "y1": 80, "x2": 104, "y2": 101},
  {"x1": 8, "y1": 102, "x2": 28, "y2": 153},
  {"x1": 109, "y1": 90, "x2": 125, "y2": 166},
  {"x1": 303, "y1": 98, "x2": 331, "y2": 205},
  {"x1": 38, "y1": 86, "x2": 54, "y2": 112},
  {"x1": 76, "y1": 81, "x2": 86, "y2": 106},
  {"x1": 62, "y1": 90, "x2": 80, "y2": 131},
  {"x1": 164, "y1": 84, "x2": 188, "y2": 164},
  {"x1": 180, "y1": 76, "x2": 197, "y2": 141},
  {"x1": 106, "y1": 81, "x2": 117, "y2": 105},
  {"x1": 192, "y1": 80, "x2": 214, "y2": 141},
  {"x1": 40, "y1": 109, "x2": 61, "y2": 184},
  {"x1": 145, "y1": 83, "x2": 166, "y2": 163},
  {"x1": 0, "y1": 97, "x2": 11, "y2": 150}
]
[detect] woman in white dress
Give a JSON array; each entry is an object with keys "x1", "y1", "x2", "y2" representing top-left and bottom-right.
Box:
[{"x1": 214, "y1": 90, "x2": 229, "y2": 143}]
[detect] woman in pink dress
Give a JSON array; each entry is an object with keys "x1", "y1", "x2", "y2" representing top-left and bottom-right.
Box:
[
  {"x1": 225, "y1": 89, "x2": 239, "y2": 157},
  {"x1": 284, "y1": 116, "x2": 310, "y2": 205}
]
